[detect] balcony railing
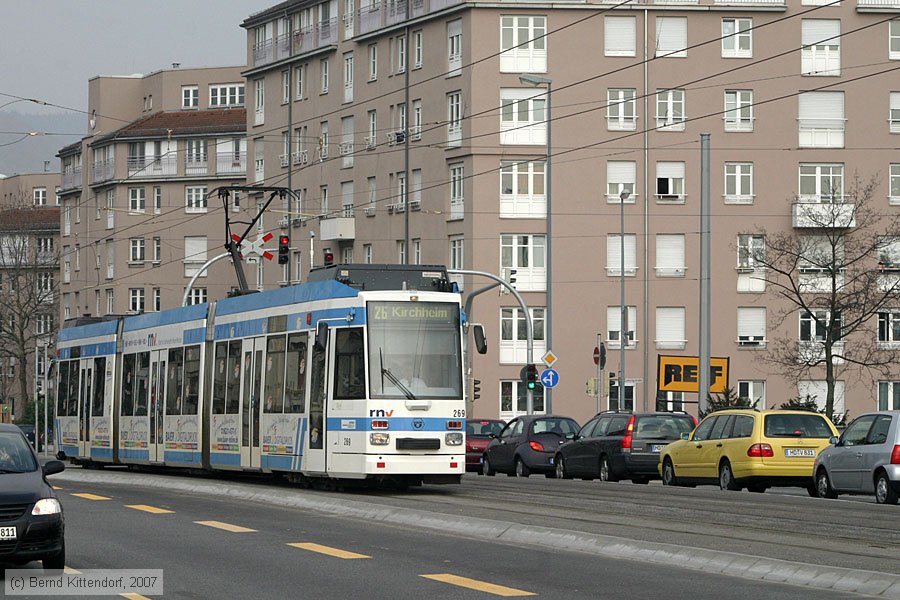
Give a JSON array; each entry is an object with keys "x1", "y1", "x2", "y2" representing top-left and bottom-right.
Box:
[
  {"x1": 857, "y1": 0, "x2": 900, "y2": 8},
  {"x1": 184, "y1": 157, "x2": 208, "y2": 176},
  {"x1": 358, "y1": 0, "x2": 462, "y2": 36},
  {"x1": 792, "y1": 200, "x2": 856, "y2": 228},
  {"x1": 127, "y1": 155, "x2": 177, "y2": 177},
  {"x1": 252, "y1": 39, "x2": 274, "y2": 67},
  {"x1": 216, "y1": 152, "x2": 246, "y2": 174},
  {"x1": 61, "y1": 167, "x2": 83, "y2": 191},
  {"x1": 320, "y1": 217, "x2": 355, "y2": 241},
  {"x1": 92, "y1": 159, "x2": 115, "y2": 184}
]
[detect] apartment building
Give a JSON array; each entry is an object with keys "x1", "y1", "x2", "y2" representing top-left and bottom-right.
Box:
[
  {"x1": 0, "y1": 173, "x2": 61, "y2": 421},
  {"x1": 57, "y1": 66, "x2": 267, "y2": 321},
  {"x1": 242, "y1": 0, "x2": 900, "y2": 423}
]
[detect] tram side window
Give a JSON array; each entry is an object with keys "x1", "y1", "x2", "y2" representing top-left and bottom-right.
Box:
[
  {"x1": 212, "y1": 342, "x2": 227, "y2": 414},
  {"x1": 121, "y1": 354, "x2": 136, "y2": 416},
  {"x1": 134, "y1": 352, "x2": 150, "y2": 416},
  {"x1": 92, "y1": 357, "x2": 106, "y2": 417},
  {"x1": 226, "y1": 340, "x2": 241, "y2": 414},
  {"x1": 285, "y1": 333, "x2": 307, "y2": 413},
  {"x1": 166, "y1": 348, "x2": 184, "y2": 415},
  {"x1": 57, "y1": 360, "x2": 70, "y2": 417},
  {"x1": 309, "y1": 334, "x2": 327, "y2": 449},
  {"x1": 183, "y1": 345, "x2": 201, "y2": 415},
  {"x1": 67, "y1": 361, "x2": 80, "y2": 417},
  {"x1": 334, "y1": 328, "x2": 365, "y2": 399},
  {"x1": 264, "y1": 336, "x2": 287, "y2": 413}
]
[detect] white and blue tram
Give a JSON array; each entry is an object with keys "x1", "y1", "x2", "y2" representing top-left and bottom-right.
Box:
[{"x1": 56, "y1": 265, "x2": 466, "y2": 485}]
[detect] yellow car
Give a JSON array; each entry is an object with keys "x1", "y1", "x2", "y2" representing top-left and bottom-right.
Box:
[{"x1": 659, "y1": 409, "x2": 839, "y2": 495}]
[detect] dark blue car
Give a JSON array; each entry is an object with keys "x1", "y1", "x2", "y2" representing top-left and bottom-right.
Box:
[{"x1": 482, "y1": 415, "x2": 580, "y2": 477}]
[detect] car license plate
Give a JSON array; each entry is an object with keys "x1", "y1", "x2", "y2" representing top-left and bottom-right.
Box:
[
  {"x1": 785, "y1": 448, "x2": 816, "y2": 457},
  {"x1": 0, "y1": 526, "x2": 16, "y2": 540},
  {"x1": 651, "y1": 444, "x2": 666, "y2": 453}
]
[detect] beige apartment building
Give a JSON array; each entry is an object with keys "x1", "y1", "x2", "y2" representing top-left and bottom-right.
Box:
[
  {"x1": 0, "y1": 173, "x2": 60, "y2": 421},
  {"x1": 56, "y1": 66, "x2": 269, "y2": 321}
]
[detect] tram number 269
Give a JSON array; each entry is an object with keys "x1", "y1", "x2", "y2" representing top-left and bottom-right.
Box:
[{"x1": 453, "y1": 409, "x2": 466, "y2": 418}]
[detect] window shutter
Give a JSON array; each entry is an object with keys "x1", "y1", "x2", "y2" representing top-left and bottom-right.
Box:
[
  {"x1": 737, "y1": 307, "x2": 766, "y2": 339},
  {"x1": 607, "y1": 235, "x2": 621, "y2": 268},
  {"x1": 801, "y1": 20, "x2": 840, "y2": 46},
  {"x1": 891, "y1": 92, "x2": 900, "y2": 110},
  {"x1": 656, "y1": 234, "x2": 684, "y2": 270},
  {"x1": 656, "y1": 17, "x2": 687, "y2": 55},
  {"x1": 185, "y1": 237, "x2": 207, "y2": 263},
  {"x1": 607, "y1": 161, "x2": 636, "y2": 184},
  {"x1": 656, "y1": 307, "x2": 684, "y2": 342},
  {"x1": 605, "y1": 16, "x2": 636, "y2": 56},
  {"x1": 607, "y1": 306, "x2": 619, "y2": 334},
  {"x1": 624, "y1": 236, "x2": 636, "y2": 270},
  {"x1": 657, "y1": 162, "x2": 684, "y2": 179},
  {"x1": 798, "y1": 92, "x2": 843, "y2": 123}
]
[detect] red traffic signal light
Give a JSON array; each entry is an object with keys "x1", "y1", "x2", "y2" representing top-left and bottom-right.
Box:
[{"x1": 278, "y1": 235, "x2": 290, "y2": 264}]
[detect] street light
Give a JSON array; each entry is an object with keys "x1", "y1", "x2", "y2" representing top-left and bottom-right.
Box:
[
  {"x1": 519, "y1": 74, "x2": 552, "y2": 412},
  {"x1": 619, "y1": 189, "x2": 631, "y2": 410}
]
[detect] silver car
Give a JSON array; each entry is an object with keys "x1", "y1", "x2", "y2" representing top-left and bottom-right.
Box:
[{"x1": 813, "y1": 411, "x2": 900, "y2": 504}]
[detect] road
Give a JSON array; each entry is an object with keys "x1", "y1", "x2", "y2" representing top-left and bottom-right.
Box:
[{"x1": 1, "y1": 470, "x2": 883, "y2": 600}]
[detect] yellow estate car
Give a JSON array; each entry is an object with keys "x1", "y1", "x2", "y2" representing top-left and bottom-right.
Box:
[{"x1": 659, "y1": 409, "x2": 839, "y2": 495}]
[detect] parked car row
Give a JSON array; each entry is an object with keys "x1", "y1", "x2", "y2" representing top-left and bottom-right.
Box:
[{"x1": 469, "y1": 409, "x2": 900, "y2": 505}]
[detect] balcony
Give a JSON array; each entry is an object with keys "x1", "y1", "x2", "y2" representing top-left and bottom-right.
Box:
[
  {"x1": 252, "y1": 39, "x2": 274, "y2": 67},
  {"x1": 61, "y1": 167, "x2": 83, "y2": 192},
  {"x1": 184, "y1": 157, "x2": 208, "y2": 176},
  {"x1": 357, "y1": 0, "x2": 461, "y2": 36},
  {"x1": 857, "y1": 0, "x2": 900, "y2": 9},
  {"x1": 91, "y1": 159, "x2": 115, "y2": 184},
  {"x1": 320, "y1": 216, "x2": 355, "y2": 241},
  {"x1": 792, "y1": 200, "x2": 856, "y2": 228},
  {"x1": 798, "y1": 341, "x2": 845, "y2": 365},
  {"x1": 127, "y1": 155, "x2": 177, "y2": 178},
  {"x1": 216, "y1": 152, "x2": 246, "y2": 175}
]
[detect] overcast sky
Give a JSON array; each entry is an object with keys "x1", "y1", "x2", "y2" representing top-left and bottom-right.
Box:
[{"x1": 0, "y1": 0, "x2": 264, "y2": 115}]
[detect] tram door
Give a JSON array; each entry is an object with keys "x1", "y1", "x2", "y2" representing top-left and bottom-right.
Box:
[
  {"x1": 77, "y1": 360, "x2": 93, "y2": 457},
  {"x1": 304, "y1": 327, "x2": 330, "y2": 473},
  {"x1": 240, "y1": 337, "x2": 264, "y2": 469},
  {"x1": 148, "y1": 351, "x2": 167, "y2": 463}
]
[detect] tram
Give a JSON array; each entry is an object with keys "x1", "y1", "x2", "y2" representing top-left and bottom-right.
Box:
[{"x1": 55, "y1": 264, "x2": 466, "y2": 485}]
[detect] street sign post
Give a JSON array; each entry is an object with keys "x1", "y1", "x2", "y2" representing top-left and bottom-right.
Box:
[{"x1": 540, "y1": 369, "x2": 559, "y2": 388}]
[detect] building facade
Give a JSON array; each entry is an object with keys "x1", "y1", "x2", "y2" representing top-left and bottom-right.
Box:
[{"x1": 240, "y1": 0, "x2": 900, "y2": 424}]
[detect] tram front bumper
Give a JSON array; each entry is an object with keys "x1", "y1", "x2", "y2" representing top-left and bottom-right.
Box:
[{"x1": 364, "y1": 453, "x2": 465, "y2": 476}]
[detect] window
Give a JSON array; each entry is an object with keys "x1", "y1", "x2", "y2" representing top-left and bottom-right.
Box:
[
  {"x1": 500, "y1": 234, "x2": 546, "y2": 291},
  {"x1": 800, "y1": 234, "x2": 843, "y2": 272},
  {"x1": 341, "y1": 116, "x2": 354, "y2": 168},
  {"x1": 799, "y1": 163, "x2": 843, "y2": 202},
  {"x1": 878, "y1": 381, "x2": 900, "y2": 410},
  {"x1": 738, "y1": 380, "x2": 766, "y2": 408},
  {"x1": 186, "y1": 139, "x2": 208, "y2": 171},
  {"x1": 802, "y1": 20, "x2": 840, "y2": 76},
  {"x1": 656, "y1": 307, "x2": 685, "y2": 350},
  {"x1": 364, "y1": 244, "x2": 373, "y2": 264},
  {"x1": 448, "y1": 19, "x2": 462, "y2": 75},
  {"x1": 798, "y1": 380, "x2": 845, "y2": 415},
  {"x1": 397, "y1": 240, "x2": 406, "y2": 264},
  {"x1": 321, "y1": 58, "x2": 330, "y2": 93},
  {"x1": 396, "y1": 34, "x2": 407, "y2": 73},
  {"x1": 343, "y1": 52, "x2": 354, "y2": 103},
  {"x1": 499, "y1": 160, "x2": 546, "y2": 218},
  {"x1": 724, "y1": 90, "x2": 753, "y2": 132},
  {"x1": 129, "y1": 288, "x2": 145, "y2": 313},
  {"x1": 153, "y1": 237, "x2": 161, "y2": 263},
  {"x1": 606, "y1": 234, "x2": 637, "y2": 276},
  {"x1": 725, "y1": 163, "x2": 753, "y2": 204},
  {"x1": 186, "y1": 288, "x2": 207, "y2": 306},
  {"x1": 800, "y1": 309, "x2": 841, "y2": 343},
  {"x1": 154, "y1": 186, "x2": 162, "y2": 213},
  {"x1": 450, "y1": 163, "x2": 464, "y2": 220},
  {"x1": 891, "y1": 21, "x2": 900, "y2": 61},
  {"x1": 499, "y1": 15, "x2": 546, "y2": 72},
  {"x1": 500, "y1": 307, "x2": 546, "y2": 363},
  {"x1": 891, "y1": 164, "x2": 900, "y2": 205},
  {"x1": 413, "y1": 30, "x2": 423, "y2": 68},
  {"x1": 722, "y1": 18, "x2": 752, "y2": 58},
  {"x1": 607, "y1": 89, "x2": 636, "y2": 131},
  {"x1": 878, "y1": 311, "x2": 900, "y2": 346},
  {"x1": 341, "y1": 181, "x2": 354, "y2": 217},
  {"x1": 799, "y1": 92, "x2": 844, "y2": 147},
  {"x1": 106, "y1": 289, "x2": 114, "y2": 314},
  {"x1": 282, "y1": 70, "x2": 290, "y2": 103},
  {"x1": 254, "y1": 138, "x2": 265, "y2": 183},
  {"x1": 655, "y1": 234, "x2": 685, "y2": 277},
  {"x1": 737, "y1": 234, "x2": 765, "y2": 271},
  {"x1": 106, "y1": 240, "x2": 114, "y2": 279},
  {"x1": 447, "y1": 91, "x2": 462, "y2": 146},
  {"x1": 656, "y1": 162, "x2": 685, "y2": 201},
  {"x1": 891, "y1": 92, "x2": 900, "y2": 134},
  {"x1": 738, "y1": 307, "x2": 766, "y2": 347},
  {"x1": 500, "y1": 88, "x2": 547, "y2": 145},
  {"x1": 33, "y1": 187, "x2": 47, "y2": 206},
  {"x1": 129, "y1": 238, "x2": 145, "y2": 263},
  {"x1": 607, "y1": 161, "x2": 636, "y2": 202},
  {"x1": 182, "y1": 86, "x2": 199, "y2": 108},
  {"x1": 500, "y1": 381, "x2": 546, "y2": 416},
  {"x1": 655, "y1": 17, "x2": 687, "y2": 58},
  {"x1": 254, "y1": 79, "x2": 264, "y2": 125},
  {"x1": 152, "y1": 288, "x2": 160, "y2": 312},
  {"x1": 321, "y1": 185, "x2": 329, "y2": 214},
  {"x1": 185, "y1": 186, "x2": 208, "y2": 213},
  {"x1": 656, "y1": 89, "x2": 685, "y2": 131},
  {"x1": 605, "y1": 16, "x2": 636, "y2": 57},
  {"x1": 411, "y1": 99, "x2": 422, "y2": 140},
  {"x1": 36, "y1": 237, "x2": 53, "y2": 255},
  {"x1": 368, "y1": 44, "x2": 378, "y2": 80},
  {"x1": 607, "y1": 305, "x2": 637, "y2": 347},
  {"x1": 210, "y1": 83, "x2": 244, "y2": 107},
  {"x1": 129, "y1": 187, "x2": 145, "y2": 213},
  {"x1": 184, "y1": 236, "x2": 208, "y2": 277},
  {"x1": 449, "y1": 236, "x2": 464, "y2": 290},
  {"x1": 34, "y1": 314, "x2": 52, "y2": 336}
]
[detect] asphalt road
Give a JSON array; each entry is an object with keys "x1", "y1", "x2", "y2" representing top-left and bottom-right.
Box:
[{"x1": 0, "y1": 473, "x2": 880, "y2": 600}]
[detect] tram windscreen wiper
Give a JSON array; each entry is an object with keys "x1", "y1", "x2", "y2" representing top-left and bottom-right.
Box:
[{"x1": 379, "y1": 349, "x2": 416, "y2": 400}]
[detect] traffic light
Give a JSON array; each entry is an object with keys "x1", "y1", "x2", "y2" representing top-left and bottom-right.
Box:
[
  {"x1": 525, "y1": 364, "x2": 538, "y2": 390},
  {"x1": 323, "y1": 248, "x2": 334, "y2": 266},
  {"x1": 278, "y1": 235, "x2": 290, "y2": 265},
  {"x1": 472, "y1": 378, "x2": 481, "y2": 400}
]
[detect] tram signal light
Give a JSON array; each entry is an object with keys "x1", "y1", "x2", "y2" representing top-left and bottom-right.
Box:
[
  {"x1": 323, "y1": 249, "x2": 334, "y2": 266},
  {"x1": 278, "y1": 235, "x2": 290, "y2": 264}
]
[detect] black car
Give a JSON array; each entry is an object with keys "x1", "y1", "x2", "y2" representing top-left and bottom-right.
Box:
[
  {"x1": 482, "y1": 415, "x2": 580, "y2": 478},
  {"x1": 0, "y1": 423, "x2": 66, "y2": 570},
  {"x1": 554, "y1": 411, "x2": 695, "y2": 483}
]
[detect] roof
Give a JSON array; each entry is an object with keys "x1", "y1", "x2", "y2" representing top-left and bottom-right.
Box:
[
  {"x1": 0, "y1": 207, "x2": 61, "y2": 232},
  {"x1": 57, "y1": 140, "x2": 83, "y2": 157},
  {"x1": 92, "y1": 108, "x2": 246, "y2": 145},
  {"x1": 242, "y1": 0, "x2": 300, "y2": 27}
]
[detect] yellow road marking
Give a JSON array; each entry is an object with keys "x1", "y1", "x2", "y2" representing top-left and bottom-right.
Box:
[
  {"x1": 127, "y1": 504, "x2": 174, "y2": 514},
  {"x1": 421, "y1": 574, "x2": 536, "y2": 597},
  {"x1": 71, "y1": 493, "x2": 110, "y2": 501},
  {"x1": 52, "y1": 486, "x2": 63, "y2": 490},
  {"x1": 64, "y1": 566, "x2": 81, "y2": 574},
  {"x1": 194, "y1": 520, "x2": 257, "y2": 533},
  {"x1": 287, "y1": 542, "x2": 371, "y2": 559}
]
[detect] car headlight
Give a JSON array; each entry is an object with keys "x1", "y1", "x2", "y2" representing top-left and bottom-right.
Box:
[
  {"x1": 32, "y1": 498, "x2": 61, "y2": 516},
  {"x1": 445, "y1": 432, "x2": 463, "y2": 446},
  {"x1": 370, "y1": 432, "x2": 390, "y2": 446}
]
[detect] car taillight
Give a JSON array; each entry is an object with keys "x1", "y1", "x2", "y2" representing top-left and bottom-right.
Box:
[
  {"x1": 747, "y1": 443, "x2": 774, "y2": 458},
  {"x1": 621, "y1": 415, "x2": 635, "y2": 450},
  {"x1": 891, "y1": 445, "x2": 900, "y2": 465},
  {"x1": 529, "y1": 441, "x2": 545, "y2": 452}
]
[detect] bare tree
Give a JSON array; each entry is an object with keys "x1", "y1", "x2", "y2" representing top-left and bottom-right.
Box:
[{"x1": 752, "y1": 174, "x2": 900, "y2": 420}]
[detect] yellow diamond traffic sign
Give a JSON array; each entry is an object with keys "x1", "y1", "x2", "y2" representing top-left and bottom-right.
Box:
[{"x1": 542, "y1": 350, "x2": 558, "y2": 367}]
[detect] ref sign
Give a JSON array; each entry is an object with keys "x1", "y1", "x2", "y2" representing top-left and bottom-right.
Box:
[{"x1": 657, "y1": 355, "x2": 729, "y2": 394}]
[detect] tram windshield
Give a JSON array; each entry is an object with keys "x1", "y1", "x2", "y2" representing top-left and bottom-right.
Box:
[{"x1": 368, "y1": 301, "x2": 462, "y2": 400}]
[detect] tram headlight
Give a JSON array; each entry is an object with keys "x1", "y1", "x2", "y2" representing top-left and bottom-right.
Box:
[
  {"x1": 32, "y1": 498, "x2": 62, "y2": 516},
  {"x1": 445, "y1": 432, "x2": 463, "y2": 446},
  {"x1": 370, "y1": 432, "x2": 391, "y2": 446}
]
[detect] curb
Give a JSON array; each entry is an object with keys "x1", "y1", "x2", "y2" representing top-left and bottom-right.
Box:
[{"x1": 55, "y1": 469, "x2": 900, "y2": 597}]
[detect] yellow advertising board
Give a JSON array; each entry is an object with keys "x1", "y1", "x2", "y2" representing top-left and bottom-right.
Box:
[{"x1": 657, "y1": 355, "x2": 730, "y2": 393}]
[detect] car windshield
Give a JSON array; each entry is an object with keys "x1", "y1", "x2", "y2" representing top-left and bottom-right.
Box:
[
  {"x1": 532, "y1": 418, "x2": 579, "y2": 436},
  {"x1": 467, "y1": 421, "x2": 504, "y2": 437},
  {"x1": 764, "y1": 413, "x2": 833, "y2": 438},
  {"x1": 634, "y1": 415, "x2": 695, "y2": 439},
  {"x1": 0, "y1": 431, "x2": 38, "y2": 473}
]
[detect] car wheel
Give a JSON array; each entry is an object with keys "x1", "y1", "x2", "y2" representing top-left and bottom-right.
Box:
[
  {"x1": 599, "y1": 456, "x2": 618, "y2": 482},
  {"x1": 555, "y1": 455, "x2": 569, "y2": 480},
  {"x1": 747, "y1": 484, "x2": 767, "y2": 494},
  {"x1": 815, "y1": 468, "x2": 838, "y2": 500},
  {"x1": 515, "y1": 457, "x2": 530, "y2": 478},
  {"x1": 661, "y1": 458, "x2": 679, "y2": 487},
  {"x1": 481, "y1": 455, "x2": 495, "y2": 477},
  {"x1": 42, "y1": 541, "x2": 65, "y2": 573},
  {"x1": 875, "y1": 472, "x2": 899, "y2": 505},
  {"x1": 718, "y1": 460, "x2": 741, "y2": 491}
]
